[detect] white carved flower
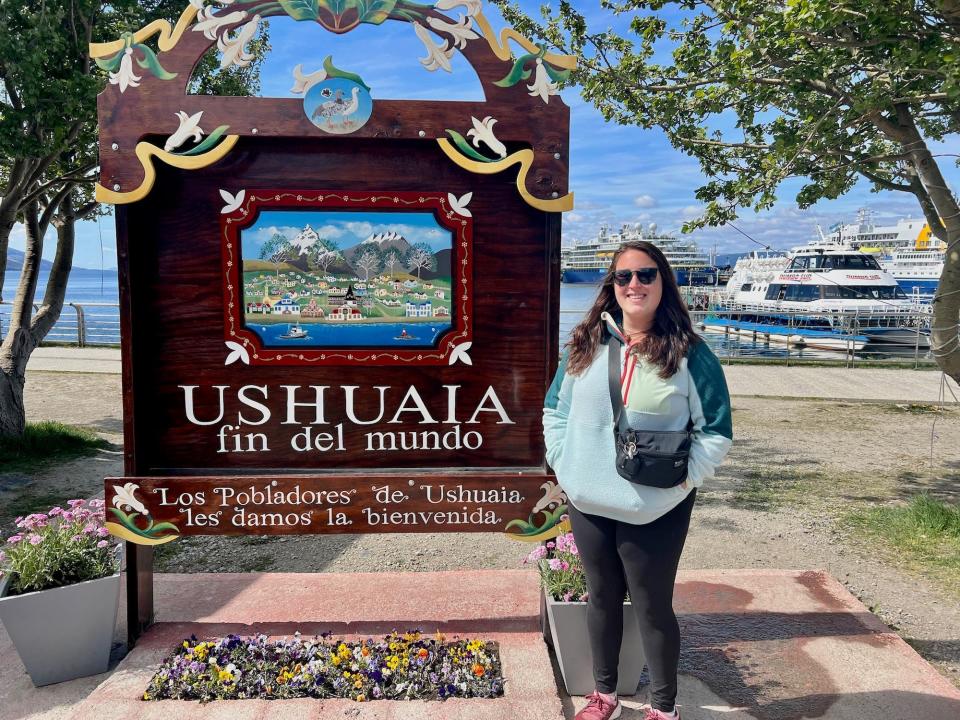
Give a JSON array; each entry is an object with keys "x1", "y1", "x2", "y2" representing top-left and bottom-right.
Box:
[
  {"x1": 466, "y1": 115, "x2": 507, "y2": 159},
  {"x1": 112, "y1": 482, "x2": 148, "y2": 515},
  {"x1": 533, "y1": 481, "x2": 567, "y2": 514},
  {"x1": 426, "y1": 15, "x2": 478, "y2": 50},
  {"x1": 164, "y1": 110, "x2": 205, "y2": 152},
  {"x1": 109, "y1": 48, "x2": 142, "y2": 94},
  {"x1": 218, "y1": 15, "x2": 260, "y2": 69},
  {"x1": 434, "y1": 0, "x2": 482, "y2": 16},
  {"x1": 448, "y1": 192, "x2": 473, "y2": 218},
  {"x1": 290, "y1": 63, "x2": 327, "y2": 94},
  {"x1": 527, "y1": 58, "x2": 559, "y2": 103},
  {"x1": 414, "y1": 22, "x2": 454, "y2": 73},
  {"x1": 193, "y1": 6, "x2": 247, "y2": 41}
]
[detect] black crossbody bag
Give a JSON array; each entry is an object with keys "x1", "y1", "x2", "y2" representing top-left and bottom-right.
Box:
[{"x1": 607, "y1": 340, "x2": 692, "y2": 488}]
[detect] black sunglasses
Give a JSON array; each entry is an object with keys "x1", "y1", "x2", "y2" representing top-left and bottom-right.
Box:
[{"x1": 612, "y1": 268, "x2": 659, "y2": 286}]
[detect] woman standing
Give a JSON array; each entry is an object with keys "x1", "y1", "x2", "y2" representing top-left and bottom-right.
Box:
[{"x1": 543, "y1": 241, "x2": 733, "y2": 720}]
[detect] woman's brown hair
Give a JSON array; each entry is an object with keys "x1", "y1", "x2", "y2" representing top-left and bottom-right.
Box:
[{"x1": 565, "y1": 240, "x2": 701, "y2": 379}]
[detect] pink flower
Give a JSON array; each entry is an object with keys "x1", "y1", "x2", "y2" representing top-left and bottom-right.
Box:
[
  {"x1": 580, "y1": 592, "x2": 589, "y2": 602},
  {"x1": 48, "y1": 506, "x2": 64, "y2": 516},
  {"x1": 548, "y1": 558, "x2": 563, "y2": 571},
  {"x1": 562, "y1": 591, "x2": 572, "y2": 602},
  {"x1": 83, "y1": 524, "x2": 97, "y2": 534},
  {"x1": 569, "y1": 543, "x2": 579, "y2": 556},
  {"x1": 7, "y1": 535, "x2": 22, "y2": 544},
  {"x1": 546, "y1": 541, "x2": 555, "y2": 550},
  {"x1": 96, "y1": 540, "x2": 109, "y2": 549},
  {"x1": 88, "y1": 499, "x2": 105, "y2": 508},
  {"x1": 96, "y1": 527, "x2": 109, "y2": 538},
  {"x1": 68, "y1": 499, "x2": 86, "y2": 508},
  {"x1": 71, "y1": 535, "x2": 84, "y2": 542},
  {"x1": 560, "y1": 561, "x2": 570, "y2": 571},
  {"x1": 61, "y1": 511, "x2": 74, "y2": 522},
  {"x1": 28, "y1": 535, "x2": 43, "y2": 545}
]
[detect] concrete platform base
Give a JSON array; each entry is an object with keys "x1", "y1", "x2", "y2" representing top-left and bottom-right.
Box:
[{"x1": 1, "y1": 569, "x2": 957, "y2": 720}]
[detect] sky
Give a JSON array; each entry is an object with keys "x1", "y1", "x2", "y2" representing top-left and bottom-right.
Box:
[
  {"x1": 13, "y1": 0, "x2": 960, "y2": 269},
  {"x1": 243, "y1": 210, "x2": 451, "y2": 258}
]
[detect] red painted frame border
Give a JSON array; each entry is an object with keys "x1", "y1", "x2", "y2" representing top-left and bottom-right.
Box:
[{"x1": 221, "y1": 190, "x2": 473, "y2": 366}]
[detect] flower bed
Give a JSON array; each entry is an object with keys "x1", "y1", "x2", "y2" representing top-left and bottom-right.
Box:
[{"x1": 143, "y1": 631, "x2": 504, "y2": 702}]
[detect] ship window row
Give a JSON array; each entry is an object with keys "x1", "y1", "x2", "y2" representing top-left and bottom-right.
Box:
[
  {"x1": 787, "y1": 255, "x2": 882, "y2": 270},
  {"x1": 765, "y1": 284, "x2": 907, "y2": 301}
]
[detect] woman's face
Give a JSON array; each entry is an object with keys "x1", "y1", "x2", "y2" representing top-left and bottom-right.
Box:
[{"x1": 613, "y1": 249, "x2": 663, "y2": 329}]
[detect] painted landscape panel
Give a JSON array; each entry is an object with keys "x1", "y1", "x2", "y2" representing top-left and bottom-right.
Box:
[{"x1": 239, "y1": 210, "x2": 454, "y2": 348}]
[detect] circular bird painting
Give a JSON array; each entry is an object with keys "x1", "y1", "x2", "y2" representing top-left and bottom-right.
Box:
[{"x1": 304, "y1": 75, "x2": 373, "y2": 135}]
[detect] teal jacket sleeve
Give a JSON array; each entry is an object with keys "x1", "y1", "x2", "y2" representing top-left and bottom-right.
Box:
[
  {"x1": 686, "y1": 341, "x2": 733, "y2": 487},
  {"x1": 542, "y1": 351, "x2": 571, "y2": 471}
]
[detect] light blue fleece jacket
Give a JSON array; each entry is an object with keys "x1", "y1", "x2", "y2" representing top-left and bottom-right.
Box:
[{"x1": 543, "y1": 314, "x2": 733, "y2": 524}]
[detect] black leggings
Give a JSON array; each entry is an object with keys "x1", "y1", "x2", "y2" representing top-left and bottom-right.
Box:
[{"x1": 568, "y1": 489, "x2": 696, "y2": 711}]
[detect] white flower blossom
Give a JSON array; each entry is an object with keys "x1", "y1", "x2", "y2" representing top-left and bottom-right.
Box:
[
  {"x1": 426, "y1": 15, "x2": 478, "y2": 50},
  {"x1": 527, "y1": 58, "x2": 559, "y2": 103},
  {"x1": 413, "y1": 22, "x2": 454, "y2": 73},
  {"x1": 108, "y1": 48, "x2": 142, "y2": 94},
  {"x1": 532, "y1": 481, "x2": 567, "y2": 514},
  {"x1": 164, "y1": 110, "x2": 205, "y2": 152},
  {"x1": 217, "y1": 15, "x2": 260, "y2": 70},
  {"x1": 112, "y1": 482, "x2": 148, "y2": 515},
  {"x1": 466, "y1": 115, "x2": 507, "y2": 159},
  {"x1": 434, "y1": 0, "x2": 482, "y2": 16},
  {"x1": 290, "y1": 64, "x2": 327, "y2": 95},
  {"x1": 194, "y1": 6, "x2": 247, "y2": 42}
]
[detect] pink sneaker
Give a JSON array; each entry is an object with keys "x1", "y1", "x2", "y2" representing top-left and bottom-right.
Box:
[
  {"x1": 644, "y1": 708, "x2": 680, "y2": 720},
  {"x1": 575, "y1": 691, "x2": 621, "y2": 720}
]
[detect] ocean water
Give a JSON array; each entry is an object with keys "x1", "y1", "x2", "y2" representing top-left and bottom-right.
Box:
[
  {"x1": 1, "y1": 270, "x2": 928, "y2": 361},
  {"x1": 255, "y1": 320, "x2": 449, "y2": 348}
]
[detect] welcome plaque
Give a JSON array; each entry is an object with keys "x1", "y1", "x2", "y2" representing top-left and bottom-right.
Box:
[{"x1": 93, "y1": 0, "x2": 572, "y2": 638}]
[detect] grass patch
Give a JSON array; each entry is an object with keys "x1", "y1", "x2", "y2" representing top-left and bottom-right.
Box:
[
  {"x1": 844, "y1": 494, "x2": 960, "y2": 597},
  {"x1": 885, "y1": 403, "x2": 944, "y2": 415},
  {"x1": 730, "y1": 468, "x2": 819, "y2": 511},
  {"x1": 0, "y1": 421, "x2": 109, "y2": 474}
]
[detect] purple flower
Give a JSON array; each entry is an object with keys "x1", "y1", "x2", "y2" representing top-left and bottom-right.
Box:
[
  {"x1": 61, "y1": 511, "x2": 74, "y2": 522},
  {"x1": 83, "y1": 524, "x2": 97, "y2": 534},
  {"x1": 97, "y1": 539, "x2": 109, "y2": 548},
  {"x1": 71, "y1": 534, "x2": 84, "y2": 542},
  {"x1": 562, "y1": 592, "x2": 572, "y2": 602},
  {"x1": 28, "y1": 535, "x2": 43, "y2": 545},
  {"x1": 546, "y1": 541, "x2": 556, "y2": 549},
  {"x1": 560, "y1": 561, "x2": 569, "y2": 571},
  {"x1": 96, "y1": 527, "x2": 109, "y2": 538},
  {"x1": 7, "y1": 535, "x2": 22, "y2": 544},
  {"x1": 48, "y1": 506, "x2": 64, "y2": 516},
  {"x1": 68, "y1": 499, "x2": 86, "y2": 508}
]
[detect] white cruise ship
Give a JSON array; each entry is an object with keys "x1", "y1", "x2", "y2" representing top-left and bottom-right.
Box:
[
  {"x1": 823, "y1": 210, "x2": 944, "y2": 300},
  {"x1": 561, "y1": 223, "x2": 716, "y2": 285}
]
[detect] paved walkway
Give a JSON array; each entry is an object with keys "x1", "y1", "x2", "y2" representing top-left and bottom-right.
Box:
[
  {"x1": 3, "y1": 569, "x2": 958, "y2": 719},
  {"x1": 27, "y1": 346, "x2": 960, "y2": 403}
]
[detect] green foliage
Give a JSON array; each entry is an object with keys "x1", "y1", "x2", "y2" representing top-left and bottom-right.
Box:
[
  {"x1": 0, "y1": 421, "x2": 109, "y2": 474},
  {"x1": 492, "y1": 0, "x2": 960, "y2": 233}
]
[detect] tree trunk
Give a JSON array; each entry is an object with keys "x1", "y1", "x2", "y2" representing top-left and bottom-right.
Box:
[
  {"x1": 0, "y1": 200, "x2": 43, "y2": 438},
  {"x1": 895, "y1": 107, "x2": 960, "y2": 382}
]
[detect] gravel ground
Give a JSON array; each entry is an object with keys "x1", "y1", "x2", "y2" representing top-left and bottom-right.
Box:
[{"x1": 10, "y1": 371, "x2": 960, "y2": 689}]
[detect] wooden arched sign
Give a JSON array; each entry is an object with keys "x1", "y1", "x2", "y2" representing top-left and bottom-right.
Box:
[{"x1": 92, "y1": 0, "x2": 571, "y2": 640}]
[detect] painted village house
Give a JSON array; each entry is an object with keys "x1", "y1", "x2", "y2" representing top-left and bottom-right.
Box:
[
  {"x1": 328, "y1": 305, "x2": 363, "y2": 321},
  {"x1": 433, "y1": 306, "x2": 449, "y2": 317},
  {"x1": 405, "y1": 301, "x2": 432, "y2": 317},
  {"x1": 273, "y1": 297, "x2": 301, "y2": 315},
  {"x1": 301, "y1": 299, "x2": 325, "y2": 318}
]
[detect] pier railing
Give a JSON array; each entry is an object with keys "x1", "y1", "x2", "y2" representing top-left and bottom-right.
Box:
[
  {"x1": 0, "y1": 302, "x2": 121, "y2": 347},
  {"x1": 2, "y1": 300, "x2": 938, "y2": 366},
  {"x1": 561, "y1": 302, "x2": 936, "y2": 368}
]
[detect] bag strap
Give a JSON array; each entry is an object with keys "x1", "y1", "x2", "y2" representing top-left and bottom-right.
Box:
[
  {"x1": 607, "y1": 338, "x2": 694, "y2": 436},
  {"x1": 606, "y1": 339, "x2": 630, "y2": 433}
]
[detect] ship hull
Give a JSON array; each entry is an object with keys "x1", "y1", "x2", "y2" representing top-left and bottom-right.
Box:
[
  {"x1": 561, "y1": 267, "x2": 714, "y2": 285},
  {"x1": 894, "y1": 278, "x2": 939, "y2": 300}
]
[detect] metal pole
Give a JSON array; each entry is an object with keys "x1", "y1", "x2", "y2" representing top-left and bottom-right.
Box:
[{"x1": 72, "y1": 303, "x2": 86, "y2": 347}]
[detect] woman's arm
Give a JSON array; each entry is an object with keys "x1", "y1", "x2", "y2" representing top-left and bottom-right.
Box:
[
  {"x1": 542, "y1": 352, "x2": 571, "y2": 470},
  {"x1": 686, "y1": 342, "x2": 733, "y2": 487}
]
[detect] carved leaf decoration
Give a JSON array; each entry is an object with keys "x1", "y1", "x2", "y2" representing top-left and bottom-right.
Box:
[
  {"x1": 315, "y1": 0, "x2": 398, "y2": 33},
  {"x1": 225, "y1": 340, "x2": 251, "y2": 365},
  {"x1": 493, "y1": 52, "x2": 537, "y2": 88},
  {"x1": 449, "y1": 341, "x2": 473, "y2": 365},
  {"x1": 180, "y1": 125, "x2": 230, "y2": 156},
  {"x1": 133, "y1": 43, "x2": 178, "y2": 81},
  {"x1": 448, "y1": 191, "x2": 473, "y2": 218},
  {"x1": 220, "y1": 188, "x2": 246, "y2": 214},
  {"x1": 278, "y1": 0, "x2": 320, "y2": 21},
  {"x1": 322, "y1": 55, "x2": 371, "y2": 90},
  {"x1": 444, "y1": 129, "x2": 495, "y2": 162}
]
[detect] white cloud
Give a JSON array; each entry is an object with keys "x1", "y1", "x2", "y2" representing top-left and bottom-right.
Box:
[
  {"x1": 634, "y1": 194, "x2": 657, "y2": 208},
  {"x1": 314, "y1": 224, "x2": 343, "y2": 239},
  {"x1": 566, "y1": 212, "x2": 584, "y2": 222},
  {"x1": 680, "y1": 204, "x2": 704, "y2": 218},
  {"x1": 247, "y1": 225, "x2": 302, "y2": 244},
  {"x1": 344, "y1": 221, "x2": 374, "y2": 237}
]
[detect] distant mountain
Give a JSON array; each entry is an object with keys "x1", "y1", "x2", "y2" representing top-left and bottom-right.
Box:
[
  {"x1": 419, "y1": 248, "x2": 451, "y2": 281},
  {"x1": 342, "y1": 232, "x2": 413, "y2": 266},
  {"x1": 5, "y1": 248, "x2": 53, "y2": 272}
]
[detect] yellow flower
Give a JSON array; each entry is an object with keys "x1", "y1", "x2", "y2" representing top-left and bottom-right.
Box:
[
  {"x1": 386, "y1": 655, "x2": 400, "y2": 670},
  {"x1": 344, "y1": 671, "x2": 351, "y2": 678},
  {"x1": 354, "y1": 679, "x2": 363, "y2": 689},
  {"x1": 218, "y1": 669, "x2": 234, "y2": 683},
  {"x1": 356, "y1": 694, "x2": 365, "y2": 702},
  {"x1": 331, "y1": 656, "x2": 341, "y2": 666}
]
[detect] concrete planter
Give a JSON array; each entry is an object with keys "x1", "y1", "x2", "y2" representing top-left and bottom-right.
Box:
[
  {"x1": 544, "y1": 593, "x2": 645, "y2": 696},
  {"x1": 0, "y1": 549, "x2": 122, "y2": 686}
]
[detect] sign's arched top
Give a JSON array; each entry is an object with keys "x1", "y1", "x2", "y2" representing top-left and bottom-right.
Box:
[{"x1": 90, "y1": 0, "x2": 575, "y2": 212}]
